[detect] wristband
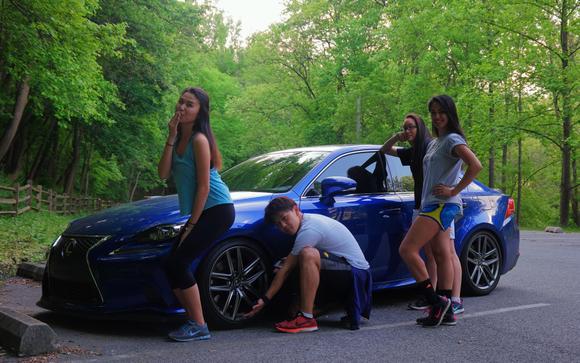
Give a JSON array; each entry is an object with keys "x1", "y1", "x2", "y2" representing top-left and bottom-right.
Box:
[
  {"x1": 166, "y1": 142, "x2": 175, "y2": 147},
  {"x1": 261, "y1": 295, "x2": 271, "y2": 305}
]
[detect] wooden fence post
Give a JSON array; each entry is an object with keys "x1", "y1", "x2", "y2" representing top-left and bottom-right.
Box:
[
  {"x1": 27, "y1": 180, "x2": 33, "y2": 211},
  {"x1": 14, "y1": 183, "x2": 19, "y2": 216},
  {"x1": 48, "y1": 189, "x2": 53, "y2": 212},
  {"x1": 37, "y1": 184, "x2": 43, "y2": 211},
  {"x1": 38, "y1": 185, "x2": 43, "y2": 211}
]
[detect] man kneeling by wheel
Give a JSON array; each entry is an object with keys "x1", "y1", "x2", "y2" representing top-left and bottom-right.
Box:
[{"x1": 244, "y1": 197, "x2": 372, "y2": 332}]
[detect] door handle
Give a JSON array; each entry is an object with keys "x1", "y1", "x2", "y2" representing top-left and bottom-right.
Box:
[{"x1": 381, "y1": 207, "x2": 402, "y2": 213}]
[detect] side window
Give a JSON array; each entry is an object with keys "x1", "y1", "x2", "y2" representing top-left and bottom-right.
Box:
[
  {"x1": 305, "y1": 152, "x2": 383, "y2": 196},
  {"x1": 386, "y1": 155, "x2": 413, "y2": 192}
]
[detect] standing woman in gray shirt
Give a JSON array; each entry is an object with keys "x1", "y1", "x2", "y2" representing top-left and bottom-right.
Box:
[{"x1": 398, "y1": 95, "x2": 482, "y2": 327}]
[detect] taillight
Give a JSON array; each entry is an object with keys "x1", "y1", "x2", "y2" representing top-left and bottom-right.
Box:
[{"x1": 505, "y1": 198, "x2": 515, "y2": 219}]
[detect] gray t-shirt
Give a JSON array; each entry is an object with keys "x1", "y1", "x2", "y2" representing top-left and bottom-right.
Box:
[
  {"x1": 421, "y1": 133, "x2": 467, "y2": 208},
  {"x1": 291, "y1": 214, "x2": 370, "y2": 270}
]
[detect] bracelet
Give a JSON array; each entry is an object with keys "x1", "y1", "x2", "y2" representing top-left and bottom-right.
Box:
[
  {"x1": 261, "y1": 295, "x2": 271, "y2": 305},
  {"x1": 166, "y1": 142, "x2": 175, "y2": 147}
]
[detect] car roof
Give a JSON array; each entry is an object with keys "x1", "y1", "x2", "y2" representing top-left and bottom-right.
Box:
[{"x1": 266, "y1": 144, "x2": 381, "y2": 154}]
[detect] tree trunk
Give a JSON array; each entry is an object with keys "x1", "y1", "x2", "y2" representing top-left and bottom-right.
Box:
[
  {"x1": 0, "y1": 76, "x2": 31, "y2": 163},
  {"x1": 5, "y1": 108, "x2": 32, "y2": 180},
  {"x1": 517, "y1": 137, "x2": 522, "y2": 224},
  {"x1": 46, "y1": 123, "x2": 60, "y2": 183},
  {"x1": 488, "y1": 146, "x2": 495, "y2": 188},
  {"x1": 6, "y1": 121, "x2": 27, "y2": 181},
  {"x1": 355, "y1": 96, "x2": 361, "y2": 143},
  {"x1": 28, "y1": 112, "x2": 58, "y2": 181},
  {"x1": 488, "y1": 82, "x2": 495, "y2": 188},
  {"x1": 80, "y1": 142, "x2": 92, "y2": 196},
  {"x1": 502, "y1": 89, "x2": 511, "y2": 192},
  {"x1": 516, "y1": 92, "x2": 523, "y2": 223},
  {"x1": 129, "y1": 170, "x2": 141, "y2": 202},
  {"x1": 560, "y1": 118, "x2": 571, "y2": 226},
  {"x1": 500, "y1": 144, "x2": 507, "y2": 191},
  {"x1": 572, "y1": 156, "x2": 578, "y2": 226},
  {"x1": 63, "y1": 121, "x2": 82, "y2": 194},
  {"x1": 558, "y1": 0, "x2": 571, "y2": 226}
]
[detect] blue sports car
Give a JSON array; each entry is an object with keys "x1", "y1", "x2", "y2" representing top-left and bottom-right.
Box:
[{"x1": 39, "y1": 145, "x2": 519, "y2": 328}]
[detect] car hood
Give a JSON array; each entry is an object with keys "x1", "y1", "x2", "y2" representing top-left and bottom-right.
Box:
[{"x1": 64, "y1": 191, "x2": 273, "y2": 237}]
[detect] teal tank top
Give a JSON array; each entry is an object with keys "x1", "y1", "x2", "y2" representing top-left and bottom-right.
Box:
[{"x1": 171, "y1": 136, "x2": 233, "y2": 215}]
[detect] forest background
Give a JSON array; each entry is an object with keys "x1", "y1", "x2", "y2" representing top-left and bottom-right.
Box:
[{"x1": 0, "y1": 0, "x2": 578, "y2": 231}]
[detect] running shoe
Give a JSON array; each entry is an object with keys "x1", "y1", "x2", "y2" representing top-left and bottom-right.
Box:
[
  {"x1": 441, "y1": 308, "x2": 457, "y2": 326},
  {"x1": 168, "y1": 320, "x2": 211, "y2": 342},
  {"x1": 416, "y1": 296, "x2": 451, "y2": 327},
  {"x1": 407, "y1": 296, "x2": 430, "y2": 310},
  {"x1": 275, "y1": 312, "x2": 318, "y2": 333},
  {"x1": 452, "y1": 299, "x2": 464, "y2": 314}
]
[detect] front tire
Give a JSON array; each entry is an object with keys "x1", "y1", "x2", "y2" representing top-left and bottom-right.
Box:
[
  {"x1": 198, "y1": 239, "x2": 271, "y2": 328},
  {"x1": 460, "y1": 231, "x2": 502, "y2": 296}
]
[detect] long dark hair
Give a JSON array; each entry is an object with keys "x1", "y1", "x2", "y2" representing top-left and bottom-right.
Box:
[
  {"x1": 182, "y1": 87, "x2": 223, "y2": 170},
  {"x1": 404, "y1": 112, "x2": 431, "y2": 164},
  {"x1": 427, "y1": 95, "x2": 466, "y2": 140}
]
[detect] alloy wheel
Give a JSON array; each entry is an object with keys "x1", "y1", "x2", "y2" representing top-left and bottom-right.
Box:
[
  {"x1": 466, "y1": 232, "x2": 501, "y2": 290},
  {"x1": 207, "y1": 245, "x2": 270, "y2": 322}
]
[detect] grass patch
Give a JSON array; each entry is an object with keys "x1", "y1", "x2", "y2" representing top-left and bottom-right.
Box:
[{"x1": 0, "y1": 211, "x2": 83, "y2": 278}]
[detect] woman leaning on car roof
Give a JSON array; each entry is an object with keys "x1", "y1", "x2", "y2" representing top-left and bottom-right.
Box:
[
  {"x1": 157, "y1": 87, "x2": 234, "y2": 342},
  {"x1": 398, "y1": 95, "x2": 482, "y2": 327}
]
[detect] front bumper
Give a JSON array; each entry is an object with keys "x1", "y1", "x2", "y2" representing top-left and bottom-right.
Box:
[{"x1": 39, "y1": 235, "x2": 184, "y2": 318}]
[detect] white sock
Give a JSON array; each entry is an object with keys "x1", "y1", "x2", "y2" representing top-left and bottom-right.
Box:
[
  {"x1": 451, "y1": 297, "x2": 461, "y2": 303},
  {"x1": 301, "y1": 311, "x2": 314, "y2": 319}
]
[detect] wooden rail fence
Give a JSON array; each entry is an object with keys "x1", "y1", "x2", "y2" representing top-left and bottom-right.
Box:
[{"x1": 0, "y1": 180, "x2": 114, "y2": 216}]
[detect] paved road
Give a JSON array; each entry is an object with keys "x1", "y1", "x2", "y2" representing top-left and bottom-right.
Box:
[{"x1": 1, "y1": 231, "x2": 579, "y2": 362}]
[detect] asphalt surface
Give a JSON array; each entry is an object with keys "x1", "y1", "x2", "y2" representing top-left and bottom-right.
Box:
[{"x1": 1, "y1": 230, "x2": 579, "y2": 362}]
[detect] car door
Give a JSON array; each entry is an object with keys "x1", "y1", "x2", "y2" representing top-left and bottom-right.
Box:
[
  {"x1": 384, "y1": 154, "x2": 415, "y2": 281},
  {"x1": 299, "y1": 150, "x2": 406, "y2": 284}
]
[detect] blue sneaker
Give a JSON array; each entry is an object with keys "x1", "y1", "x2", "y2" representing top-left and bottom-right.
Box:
[
  {"x1": 168, "y1": 320, "x2": 211, "y2": 342},
  {"x1": 452, "y1": 299, "x2": 464, "y2": 314}
]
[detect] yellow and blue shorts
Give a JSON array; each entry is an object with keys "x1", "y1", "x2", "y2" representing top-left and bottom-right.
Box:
[{"x1": 419, "y1": 203, "x2": 460, "y2": 231}]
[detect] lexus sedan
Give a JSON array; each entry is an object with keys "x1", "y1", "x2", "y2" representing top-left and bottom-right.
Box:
[{"x1": 38, "y1": 145, "x2": 519, "y2": 328}]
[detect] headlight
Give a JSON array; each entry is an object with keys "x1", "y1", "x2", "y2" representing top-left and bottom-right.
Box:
[
  {"x1": 109, "y1": 223, "x2": 185, "y2": 256},
  {"x1": 135, "y1": 223, "x2": 185, "y2": 242}
]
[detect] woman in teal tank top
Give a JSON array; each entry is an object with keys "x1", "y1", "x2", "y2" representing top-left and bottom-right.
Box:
[{"x1": 158, "y1": 87, "x2": 234, "y2": 342}]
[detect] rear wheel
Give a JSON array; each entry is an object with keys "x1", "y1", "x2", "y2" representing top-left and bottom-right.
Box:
[
  {"x1": 198, "y1": 239, "x2": 271, "y2": 328},
  {"x1": 460, "y1": 231, "x2": 502, "y2": 296}
]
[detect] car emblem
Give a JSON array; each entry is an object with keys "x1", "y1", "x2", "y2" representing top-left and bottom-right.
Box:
[{"x1": 62, "y1": 238, "x2": 78, "y2": 257}]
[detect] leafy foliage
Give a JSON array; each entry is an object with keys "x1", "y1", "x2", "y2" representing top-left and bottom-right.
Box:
[{"x1": 0, "y1": 0, "x2": 577, "y2": 227}]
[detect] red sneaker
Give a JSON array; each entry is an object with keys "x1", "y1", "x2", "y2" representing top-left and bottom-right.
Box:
[{"x1": 275, "y1": 313, "x2": 318, "y2": 333}]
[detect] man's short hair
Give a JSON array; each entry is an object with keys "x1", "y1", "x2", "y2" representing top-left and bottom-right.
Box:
[{"x1": 264, "y1": 197, "x2": 297, "y2": 224}]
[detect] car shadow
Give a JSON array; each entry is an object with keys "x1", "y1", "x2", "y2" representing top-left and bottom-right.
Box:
[
  {"x1": 30, "y1": 286, "x2": 423, "y2": 336},
  {"x1": 32, "y1": 311, "x2": 178, "y2": 337}
]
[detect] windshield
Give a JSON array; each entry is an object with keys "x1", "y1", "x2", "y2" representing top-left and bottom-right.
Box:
[{"x1": 222, "y1": 151, "x2": 329, "y2": 192}]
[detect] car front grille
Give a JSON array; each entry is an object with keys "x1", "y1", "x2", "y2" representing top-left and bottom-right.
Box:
[{"x1": 47, "y1": 235, "x2": 106, "y2": 304}]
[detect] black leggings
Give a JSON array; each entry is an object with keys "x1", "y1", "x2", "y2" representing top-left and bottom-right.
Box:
[{"x1": 165, "y1": 203, "x2": 235, "y2": 290}]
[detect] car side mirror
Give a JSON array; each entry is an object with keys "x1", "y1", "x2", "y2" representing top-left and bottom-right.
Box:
[{"x1": 320, "y1": 177, "x2": 357, "y2": 205}]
